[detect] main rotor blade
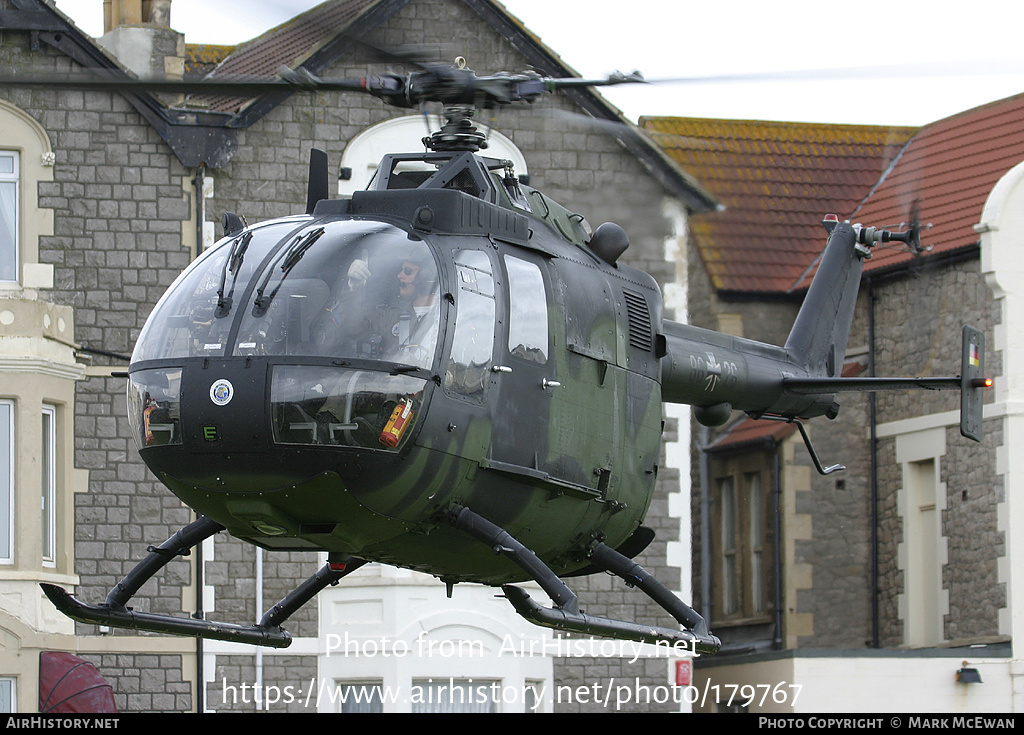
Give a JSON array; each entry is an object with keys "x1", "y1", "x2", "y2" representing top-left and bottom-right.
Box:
[
  {"x1": 0, "y1": 70, "x2": 368, "y2": 96},
  {"x1": 641, "y1": 59, "x2": 1024, "y2": 87},
  {"x1": 545, "y1": 70, "x2": 646, "y2": 88}
]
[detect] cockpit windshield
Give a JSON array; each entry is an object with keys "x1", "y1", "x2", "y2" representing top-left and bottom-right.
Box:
[{"x1": 132, "y1": 220, "x2": 442, "y2": 370}]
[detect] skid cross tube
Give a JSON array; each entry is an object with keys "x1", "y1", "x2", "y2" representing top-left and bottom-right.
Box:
[
  {"x1": 450, "y1": 506, "x2": 721, "y2": 654},
  {"x1": 450, "y1": 505, "x2": 579, "y2": 613},
  {"x1": 40, "y1": 516, "x2": 362, "y2": 648},
  {"x1": 106, "y1": 516, "x2": 225, "y2": 609},
  {"x1": 587, "y1": 541, "x2": 713, "y2": 639}
]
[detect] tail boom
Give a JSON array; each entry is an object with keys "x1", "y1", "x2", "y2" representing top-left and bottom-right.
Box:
[{"x1": 660, "y1": 218, "x2": 990, "y2": 441}]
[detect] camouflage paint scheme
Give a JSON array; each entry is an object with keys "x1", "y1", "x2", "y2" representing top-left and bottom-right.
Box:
[{"x1": 136, "y1": 158, "x2": 670, "y2": 586}]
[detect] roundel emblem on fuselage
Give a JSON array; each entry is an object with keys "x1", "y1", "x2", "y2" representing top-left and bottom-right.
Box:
[{"x1": 210, "y1": 379, "x2": 234, "y2": 406}]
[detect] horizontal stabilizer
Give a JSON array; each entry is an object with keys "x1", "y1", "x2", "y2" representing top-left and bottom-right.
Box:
[
  {"x1": 782, "y1": 325, "x2": 990, "y2": 442},
  {"x1": 782, "y1": 376, "x2": 960, "y2": 393}
]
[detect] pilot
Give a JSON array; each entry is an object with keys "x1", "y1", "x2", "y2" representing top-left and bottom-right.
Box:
[{"x1": 322, "y1": 247, "x2": 440, "y2": 368}]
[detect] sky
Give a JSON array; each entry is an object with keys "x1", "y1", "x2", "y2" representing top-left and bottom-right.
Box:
[{"x1": 49, "y1": 0, "x2": 1024, "y2": 127}]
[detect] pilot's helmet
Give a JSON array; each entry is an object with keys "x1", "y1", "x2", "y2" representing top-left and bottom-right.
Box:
[{"x1": 394, "y1": 243, "x2": 438, "y2": 295}]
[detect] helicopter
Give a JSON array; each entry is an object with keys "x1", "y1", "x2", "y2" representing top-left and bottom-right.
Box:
[{"x1": 7, "y1": 61, "x2": 989, "y2": 656}]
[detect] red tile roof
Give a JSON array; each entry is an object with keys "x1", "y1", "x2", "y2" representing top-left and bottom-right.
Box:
[
  {"x1": 647, "y1": 93, "x2": 1024, "y2": 295},
  {"x1": 642, "y1": 117, "x2": 917, "y2": 294},
  {"x1": 839, "y1": 92, "x2": 1024, "y2": 283},
  {"x1": 708, "y1": 416, "x2": 797, "y2": 451}
]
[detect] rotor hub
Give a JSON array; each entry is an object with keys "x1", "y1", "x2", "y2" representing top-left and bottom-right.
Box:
[{"x1": 424, "y1": 106, "x2": 489, "y2": 152}]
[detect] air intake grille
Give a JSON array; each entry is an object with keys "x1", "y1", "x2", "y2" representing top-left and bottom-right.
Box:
[{"x1": 622, "y1": 288, "x2": 653, "y2": 351}]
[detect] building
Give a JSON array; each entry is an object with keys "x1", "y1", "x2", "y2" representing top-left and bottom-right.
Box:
[
  {"x1": 1, "y1": 0, "x2": 714, "y2": 712},
  {"x1": 644, "y1": 96, "x2": 1024, "y2": 711}
]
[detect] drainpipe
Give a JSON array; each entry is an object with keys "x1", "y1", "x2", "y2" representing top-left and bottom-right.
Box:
[
  {"x1": 772, "y1": 444, "x2": 783, "y2": 650},
  {"x1": 192, "y1": 165, "x2": 208, "y2": 711},
  {"x1": 256, "y1": 547, "x2": 265, "y2": 710},
  {"x1": 699, "y1": 426, "x2": 712, "y2": 624},
  {"x1": 196, "y1": 536, "x2": 204, "y2": 712},
  {"x1": 867, "y1": 277, "x2": 880, "y2": 648}
]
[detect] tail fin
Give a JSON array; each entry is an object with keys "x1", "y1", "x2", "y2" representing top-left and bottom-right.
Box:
[{"x1": 784, "y1": 218, "x2": 865, "y2": 377}]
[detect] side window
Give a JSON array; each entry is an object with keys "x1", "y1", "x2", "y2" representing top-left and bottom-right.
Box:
[
  {"x1": 1, "y1": 399, "x2": 12, "y2": 563},
  {"x1": 334, "y1": 681, "x2": 384, "y2": 713},
  {"x1": 41, "y1": 404, "x2": 56, "y2": 567},
  {"x1": 445, "y1": 250, "x2": 495, "y2": 401},
  {"x1": 504, "y1": 255, "x2": 548, "y2": 364},
  {"x1": 0, "y1": 151, "x2": 17, "y2": 282},
  {"x1": 1, "y1": 99, "x2": 56, "y2": 289},
  {"x1": 0, "y1": 677, "x2": 14, "y2": 713}
]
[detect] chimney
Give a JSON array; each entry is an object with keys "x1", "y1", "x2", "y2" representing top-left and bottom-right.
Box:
[{"x1": 98, "y1": 0, "x2": 185, "y2": 81}]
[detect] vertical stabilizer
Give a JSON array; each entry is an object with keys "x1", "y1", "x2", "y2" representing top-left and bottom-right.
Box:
[{"x1": 784, "y1": 220, "x2": 865, "y2": 377}]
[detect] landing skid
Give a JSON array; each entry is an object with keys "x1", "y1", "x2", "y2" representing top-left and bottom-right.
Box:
[
  {"x1": 40, "y1": 516, "x2": 365, "y2": 648},
  {"x1": 450, "y1": 506, "x2": 721, "y2": 655},
  {"x1": 43, "y1": 510, "x2": 721, "y2": 655}
]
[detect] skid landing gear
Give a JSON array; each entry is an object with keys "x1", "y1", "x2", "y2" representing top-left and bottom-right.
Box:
[
  {"x1": 40, "y1": 516, "x2": 365, "y2": 648},
  {"x1": 450, "y1": 506, "x2": 721, "y2": 655}
]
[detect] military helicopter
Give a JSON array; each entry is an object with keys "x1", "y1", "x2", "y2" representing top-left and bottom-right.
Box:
[{"x1": 8, "y1": 61, "x2": 989, "y2": 655}]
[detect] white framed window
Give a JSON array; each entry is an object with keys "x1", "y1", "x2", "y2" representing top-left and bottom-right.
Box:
[
  {"x1": 0, "y1": 676, "x2": 15, "y2": 713},
  {"x1": 1, "y1": 399, "x2": 13, "y2": 563},
  {"x1": 0, "y1": 151, "x2": 17, "y2": 282},
  {"x1": 523, "y1": 681, "x2": 542, "y2": 713},
  {"x1": 412, "y1": 679, "x2": 498, "y2": 713},
  {"x1": 41, "y1": 404, "x2": 56, "y2": 567},
  {"x1": 905, "y1": 456, "x2": 943, "y2": 645},
  {"x1": 333, "y1": 681, "x2": 384, "y2": 713}
]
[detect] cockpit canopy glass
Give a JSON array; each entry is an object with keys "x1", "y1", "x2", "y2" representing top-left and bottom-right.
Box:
[{"x1": 132, "y1": 220, "x2": 441, "y2": 370}]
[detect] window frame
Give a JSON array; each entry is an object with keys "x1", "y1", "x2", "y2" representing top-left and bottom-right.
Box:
[
  {"x1": 503, "y1": 254, "x2": 549, "y2": 365},
  {"x1": 1, "y1": 399, "x2": 13, "y2": 564},
  {"x1": 411, "y1": 678, "x2": 499, "y2": 713},
  {"x1": 41, "y1": 403, "x2": 56, "y2": 567},
  {"x1": 333, "y1": 680, "x2": 385, "y2": 713},
  {"x1": 0, "y1": 98, "x2": 57, "y2": 291},
  {"x1": 710, "y1": 454, "x2": 774, "y2": 626},
  {"x1": 443, "y1": 248, "x2": 497, "y2": 403},
  {"x1": 0, "y1": 150, "x2": 18, "y2": 283},
  {"x1": 0, "y1": 676, "x2": 15, "y2": 713}
]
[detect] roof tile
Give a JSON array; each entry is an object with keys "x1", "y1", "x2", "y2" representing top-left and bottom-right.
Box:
[
  {"x1": 187, "y1": 0, "x2": 381, "y2": 113},
  {"x1": 652, "y1": 94, "x2": 1024, "y2": 295},
  {"x1": 643, "y1": 117, "x2": 917, "y2": 293},
  {"x1": 842, "y1": 93, "x2": 1024, "y2": 282}
]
